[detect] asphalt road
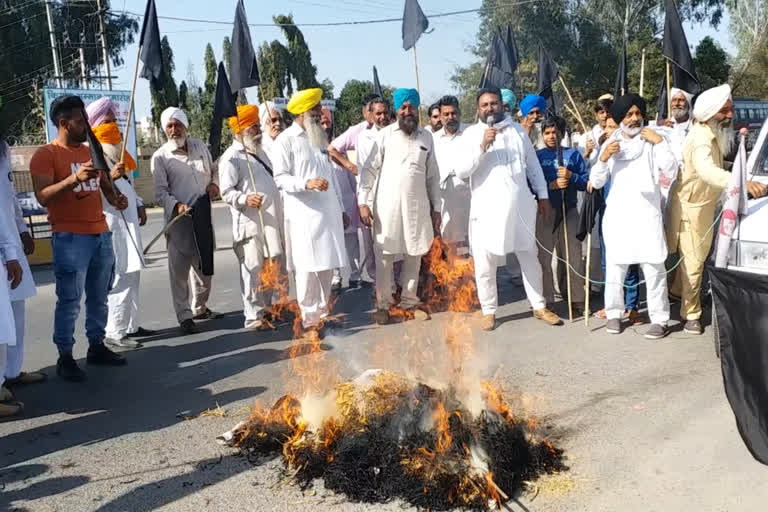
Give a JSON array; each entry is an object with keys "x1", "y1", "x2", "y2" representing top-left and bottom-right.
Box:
[{"x1": 1, "y1": 204, "x2": 766, "y2": 512}]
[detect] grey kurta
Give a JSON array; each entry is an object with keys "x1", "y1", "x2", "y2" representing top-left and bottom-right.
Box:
[{"x1": 358, "y1": 123, "x2": 441, "y2": 256}]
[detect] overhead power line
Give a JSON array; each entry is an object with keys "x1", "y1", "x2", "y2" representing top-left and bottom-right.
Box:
[{"x1": 112, "y1": 0, "x2": 542, "y2": 28}]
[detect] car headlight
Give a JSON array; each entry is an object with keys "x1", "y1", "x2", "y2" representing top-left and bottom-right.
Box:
[{"x1": 737, "y1": 241, "x2": 768, "y2": 269}]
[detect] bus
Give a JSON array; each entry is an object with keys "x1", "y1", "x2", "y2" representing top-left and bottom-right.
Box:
[{"x1": 733, "y1": 97, "x2": 768, "y2": 150}]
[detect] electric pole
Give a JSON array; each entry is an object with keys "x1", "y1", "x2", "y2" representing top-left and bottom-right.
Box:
[
  {"x1": 79, "y1": 45, "x2": 88, "y2": 89},
  {"x1": 45, "y1": 1, "x2": 63, "y2": 87},
  {"x1": 96, "y1": 0, "x2": 112, "y2": 90}
]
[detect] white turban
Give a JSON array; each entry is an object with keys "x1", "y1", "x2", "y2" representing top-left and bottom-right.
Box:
[
  {"x1": 160, "y1": 107, "x2": 189, "y2": 129},
  {"x1": 693, "y1": 84, "x2": 732, "y2": 123},
  {"x1": 259, "y1": 101, "x2": 275, "y2": 132},
  {"x1": 670, "y1": 87, "x2": 693, "y2": 108}
]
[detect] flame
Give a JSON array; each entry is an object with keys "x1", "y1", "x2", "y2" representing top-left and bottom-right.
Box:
[
  {"x1": 485, "y1": 472, "x2": 503, "y2": 508},
  {"x1": 481, "y1": 381, "x2": 515, "y2": 423},
  {"x1": 421, "y1": 237, "x2": 479, "y2": 313},
  {"x1": 434, "y1": 401, "x2": 452, "y2": 453}
]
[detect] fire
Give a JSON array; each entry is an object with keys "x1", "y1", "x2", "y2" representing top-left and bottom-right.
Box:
[
  {"x1": 421, "y1": 237, "x2": 479, "y2": 313},
  {"x1": 434, "y1": 401, "x2": 452, "y2": 453}
]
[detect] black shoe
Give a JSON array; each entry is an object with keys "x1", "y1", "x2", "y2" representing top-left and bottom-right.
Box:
[
  {"x1": 86, "y1": 344, "x2": 127, "y2": 366},
  {"x1": 57, "y1": 354, "x2": 87, "y2": 382},
  {"x1": 180, "y1": 319, "x2": 198, "y2": 334},
  {"x1": 192, "y1": 308, "x2": 222, "y2": 321},
  {"x1": 126, "y1": 327, "x2": 157, "y2": 338}
]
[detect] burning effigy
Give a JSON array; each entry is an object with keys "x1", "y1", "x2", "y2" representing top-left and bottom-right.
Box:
[
  {"x1": 220, "y1": 240, "x2": 567, "y2": 510},
  {"x1": 219, "y1": 370, "x2": 565, "y2": 510}
]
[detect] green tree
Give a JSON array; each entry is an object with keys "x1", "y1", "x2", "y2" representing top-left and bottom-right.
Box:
[
  {"x1": 335, "y1": 80, "x2": 394, "y2": 133},
  {"x1": 150, "y1": 36, "x2": 180, "y2": 129},
  {"x1": 275, "y1": 14, "x2": 319, "y2": 90},
  {"x1": 694, "y1": 36, "x2": 731, "y2": 89},
  {"x1": 222, "y1": 37, "x2": 232, "y2": 75},
  {"x1": 0, "y1": 1, "x2": 138, "y2": 144},
  {"x1": 179, "y1": 81, "x2": 189, "y2": 110},
  {"x1": 257, "y1": 40, "x2": 291, "y2": 102},
  {"x1": 320, "y1": 78, "x2": 335, "y2": 99}
]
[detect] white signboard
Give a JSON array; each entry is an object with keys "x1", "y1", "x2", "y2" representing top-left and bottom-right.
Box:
[
  {"x1": 273, "y1": 97, "x2": 288, "y2": 110},
  {"x1": 43, "y1": 88, "x2": 138, "y2": 177},
  {"x1": 321, "y1": 99, "x2": 336, "y2": 111}
]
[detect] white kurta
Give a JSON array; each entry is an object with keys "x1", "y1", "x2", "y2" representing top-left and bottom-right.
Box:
[
  {"x1": 590, "y1": 131, "x2": 678, "y2": 265},
  {"x1": 434, "y1": 125, "x2": 471, "y2": 243},
  {"x1": 272, "y1": 122, "x2": 347, "y2": 273},
  {"x1": 219, "y1": 140, "x2": 283, "y2": 256},
  {"x1": 102, "y1": 144, "x2": 144, "y2": 274},
  {"x1": 456, "y1": 118, "x2": 549, "y2": 257},
  {"x1": 358, "y1": 123, "x2": 441, "y2": 256}
]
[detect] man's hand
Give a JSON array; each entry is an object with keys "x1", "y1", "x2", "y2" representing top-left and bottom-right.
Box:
[
  {"x1": 110, "y1": 161, "x2": 126, "y2": 181},
  {"x1": 73, "y1": 161, "x2": 98, "y2": 185},
  {"x1": 138, "y1": 206, "x2": 147, "y2": 226},
  {"x1": 640, "y1": 128, "x2": 663, "y2": 145},
  {"x1": 207, "y1": 183, "x2": 220, "y2": 200},
  {"x1": 20, "y1": 232, "x2": 34, "y2": 255},
  {"x1": 557, "y1": 166, "x2": 572, "y2": 181},
  {"x1": 481, "y1": 128, "x2": 497, "y2": 152},
  {"x1": 663, "y1": 119, "x2": 675, "y2": 128},
  {"x1": 585, "y1": 137, "x2": 595, "y2": 157},
  {"x1": 431, "y1": 210, "x2": 441, "y2": 235},
  {"x1": 359, "y1": 205, "x2": 374, "y2": 227},
  {"x1": 113, "y1": 194, "x2": 129, "y2": 211},
  {"x1": 587, "y1": 181, "x2": 594, "y2": 194},
  {"x1": 746, "y1": 181, "x2": 768, "y2": 199},
  {"x1": 6, "y1": 260, "x2": 22, "y2": 289},
  {"x1": 346, "y1": 162, "x2": 359, "y2": 176},
  {"x1": 176, "y1": 203, "x2": 189, "y2": 216},
  {"x1": 245, "y1": 194, "x2": 264, "y2": 209},
  {"x1": 598, "y1": 131, "x2": 609, "y2": 145},
  {"x1": 342, "y1": 212, "x2": 350, "y2": 230},
  {"x1": 538, "y1": 199, "x2": 552, "y2": 220},
  {"x1": 306, "y1": 178, "x2": 329, "y2": 191},
  {"x1": 600, "y1": 141, "x2": 621, "y2": 163}
]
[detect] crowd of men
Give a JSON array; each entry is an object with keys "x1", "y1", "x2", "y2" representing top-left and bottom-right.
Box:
[{"x1": 0, "y1": 80, "x2": 765, "y2": 418}]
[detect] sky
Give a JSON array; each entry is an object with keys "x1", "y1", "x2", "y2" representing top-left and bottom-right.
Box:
[{"x1": 103, "y1": 0, "x2": 736, "y2": 122}]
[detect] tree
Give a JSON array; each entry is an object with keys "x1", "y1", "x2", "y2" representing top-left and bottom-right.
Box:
[
  {"x1": 258, "y1": 40, "x2": 291, "y2": 102},
  {"x1": 222, "y1": 37, "x2": 232, "y2": 75},
  {"x1": 150, "y1": 36, "x2": 180, "y2": 128},
  {"x1": 179, "y1": 81, "x2": 189, "y2": 110},
  {"x1": 694, "y1": 36, "x2": 731, "y2": 89},
  {"x1": 0, "y1": 1, "x2": 138, "y2": 144},
  {"x1": 275, "y1": 14, "x2": 320, "y2": 90},
  {"x1": 320, "y1": 78, "x2": 335, "y2": 99},
  {"x1": 335, "y1": 80, "x2": 394, "y2": 133},
  {"x1": 728, "y1": 0, "x2": 768, "y2": 94}
]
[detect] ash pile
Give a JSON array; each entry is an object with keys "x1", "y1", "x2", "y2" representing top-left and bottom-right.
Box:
[{"x1": 219, "y1": 370, "x2": 567, "y2": 510}]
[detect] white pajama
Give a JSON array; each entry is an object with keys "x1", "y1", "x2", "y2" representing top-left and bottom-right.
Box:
[
  {"x1": 0, "y1": 344, "x2": 5, "y2": 388},
  {"x1": 605, "y1": 262, "x2": 670, "y2": 325},
  {"x1": 106, "y1": 271, "x2": 140, "y2": 339},
  {"x1": 232, "y1": 242, "x2": 271, "y2": 324},
  {"x1": 5, "y1": 300, "x2": 25, "y2": 379},
  {"x1": 333, "y1": 232, "x2": 362, "y2": 285},
  {"x1": 375, "y1": 247, "x2": 422, "y2": 310},
  {"x1": 474, "y1": 248, "x2": 546, "y2": 316},
  {"x1": 295, "y1": 270, "x2": 333, "y2": 328}
]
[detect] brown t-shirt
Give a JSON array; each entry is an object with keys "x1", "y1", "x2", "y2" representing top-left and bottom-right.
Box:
[{"x1": 29, "y1": 140, "x2": 108, "y2": 234}]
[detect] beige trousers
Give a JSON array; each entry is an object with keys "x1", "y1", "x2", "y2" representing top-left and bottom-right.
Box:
[{"x1": 167, "y1": 236, "x2": 212, "y2": 323}]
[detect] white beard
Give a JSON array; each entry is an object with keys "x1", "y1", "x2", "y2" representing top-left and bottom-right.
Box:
[
  {"x1": 671, "y1": 107, "x2": 690, "y2": 123},
  {"x1": 304, "y1": 117, "x2": 328, "y2": 151},
  {"x1": 620, "y1": 123, "x2": 642, "y2": 138},
  {"x1": 709, "y1": 119, "x2": 734, "y2": 156},
  {"x1": 169, "y1": 135, "x2": 186, "y2": 149},
  {"x1": 242, "y1": 133, "x2": 262, "y2": 154}
]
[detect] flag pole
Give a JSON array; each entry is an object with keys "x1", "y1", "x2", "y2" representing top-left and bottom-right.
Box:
[
  {"x1": 585, "y1": 230, "x2": 591, "y2": 326},
  {"x1": 666, "y1": 60, "x2": 672, "y2": 119},
  {"x1": 639, "y1": 48, "x2": 646, "y2": 97},
  {"x1": 236, "y1": 114, "x2": 272, "y2": 261},
  {"x1": 558, "y1": 76, "x2": 588, "y2": 134},
  {"x1": 562, "y1": 196, "x2": 574, "y2": 323},
  {"x1": 120, "y1": 46, "x2": 143, "y2": 164},
  {"x1": 413, "y1": 43, "x2": 423, "y2": 126}
]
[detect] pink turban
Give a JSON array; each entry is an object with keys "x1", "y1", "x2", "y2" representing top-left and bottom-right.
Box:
[{"x1": 85, "y1": 97, "x2": 117, "y2": 127}]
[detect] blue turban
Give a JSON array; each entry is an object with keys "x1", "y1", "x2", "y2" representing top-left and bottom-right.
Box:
[
  {"x1": 501, "y1": 89, "x2": 516, "y2": 108},
  {"x1": 393, "y1": 88, "x2": 420, "y2": 111},
  {"x1": 520, "y1": 94, "x2": 546, "y2": 116}
]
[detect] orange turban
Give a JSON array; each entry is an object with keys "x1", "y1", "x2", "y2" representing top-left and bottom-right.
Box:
[{"x1": 228, "y1": 104, "x2": 260, "y2": 134}]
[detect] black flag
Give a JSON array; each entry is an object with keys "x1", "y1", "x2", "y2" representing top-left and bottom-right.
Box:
[
  {"x1": 709, "y1": 265, "x2": 768, "y2": 466},
  {"x1": 537, "y1": 43, "x2": 560, "y2": 116},
  {"x1": 209, "y1": 62, "x2": 238, "y2": 161},
  {"x1": 656, "y1": 73, "x2": 669, "y2": 121},
  {"x1": 373, "y1": 66, "x2": 383, "y2": 98},
  {"x1": 229, "y1": 0, "x2": 259, "y2": 93},
  {"x1": 402, "y1": 0, "x2": 429, "y2": 51},
  {"x1": 614, "y1": 40, "x2": 629, "y2": 97},
  {"x1": 663, "y1": 0, "x2": 700, "y2": 94},
  {"x1": 480, "y1": 26, "x2": 519, "y2": 90},
  {"x1": 83, "y1": 109, "x2": 110, "y2": 172},
  {"x1": 138, "y1": 0, "x2": 162, "y2": 81},
  {"x1": 576, "y1": 189, "x2": 604, "y2": 242}
]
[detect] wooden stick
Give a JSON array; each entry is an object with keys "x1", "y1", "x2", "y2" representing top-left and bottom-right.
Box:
[
  {"x1": 558, "y1": 76, "x2": 587, "y2": 134},
  {"x1": 413, "y1": 43, "x2": 423, "y2": 126},
  {"x1": 585, "y1": 231, "x2": 591, "y2": 326},
  {"x1": 666, "y1": 60, "x2": 672, "y2": 119},
  {"x1": 236, "y1": 112, "x2": 272, "y2": 260},
  {"x1": 562, "y1": 197, "x2": 573, "y2": 323},
  {"x1": 639, "y1": 48, "x2": 646, "y2": 97},
  {"x1": 143, "y1": 209, "x2": 191, "y2": 254},
  {"x1": 120, "y1": 45, "x2": 143, "y2": 164}
]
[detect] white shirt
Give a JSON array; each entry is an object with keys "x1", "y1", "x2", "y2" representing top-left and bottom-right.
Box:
[
  {"x1": 218, "y1": 140, "x2": 283, "y2": 255},
  {"x1": 434, "y1": 124, "x2": 471, "y2": 243},
  {"x1": 590, "y1": 131, "x2": 678, "y2": 264}
]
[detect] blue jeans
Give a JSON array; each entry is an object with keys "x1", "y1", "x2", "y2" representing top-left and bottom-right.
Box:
[{"x1": 52, "y1": 232, "x2": 115, "y2": 353}]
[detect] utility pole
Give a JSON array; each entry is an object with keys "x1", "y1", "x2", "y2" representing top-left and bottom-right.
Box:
[
  {"x1": 96, "y1": 0, "x2": 112, "y2": 90},
  {"x1": 79, "y1": 45, "x2": 88, "y2": 89},
  {"x1": 45, "y1": 1, "x2": 63, "y2": 87}
]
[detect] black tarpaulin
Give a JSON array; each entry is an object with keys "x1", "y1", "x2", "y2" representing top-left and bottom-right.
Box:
[
  {"x1": 537, "y1": 43, "x2": 560, "y2": 117},
  {"x1": 229, "y1": 0, "x2": 260, "y2": 93},
  {"x1": 614, "y1": 40, "x2": 629, "y2": 98},
  {"x1": 209, "y1": 62, "x2": 238, "y2": 161},
  {"x1": 663, "y1": 0, "x2": 701, "y2": 94},
  {"x1": 138, "y1": 0, "x2": 162, "y2": 81},
  {"x1": 191, "y1": 194, "x2": 215, "y2": 276},
  {"x1": 576, "y1": 190, "x2": 604, "y2": 242},
  {"x1": 372, "y1": 66, "x2": 383, "y2": 98},
  {"x1": 402, "y1": 0, "x2": 429, "y2": 51},
  {"x1": 709, "y1": 264, "x2": 768, "y2": 465}
]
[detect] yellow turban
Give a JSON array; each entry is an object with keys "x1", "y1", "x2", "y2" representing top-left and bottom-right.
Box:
[
  {"x1": 287, "y1": 88, "x2": 323, "y2": 115},
  {"x1": 228, "y1": 104, "x2": 260, "y2": 134}
]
